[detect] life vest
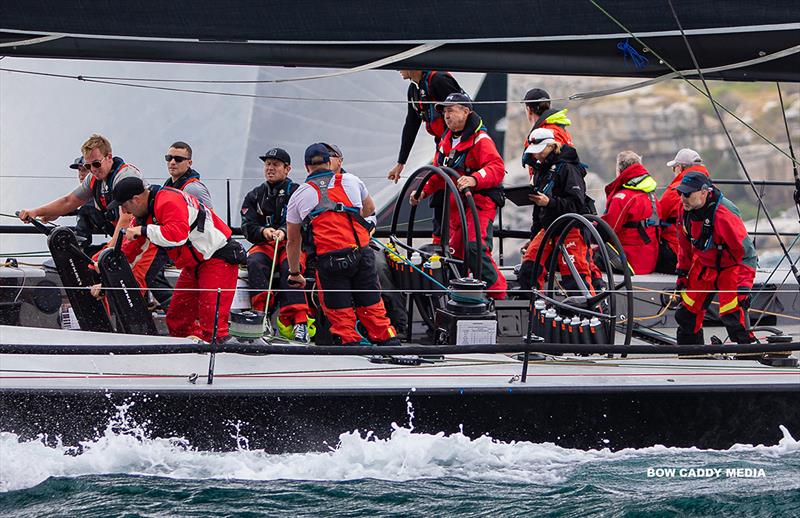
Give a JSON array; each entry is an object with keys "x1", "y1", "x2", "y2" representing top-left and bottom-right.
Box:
[
  {"x1": 536, "y1": 159, "x2": 589, "y2": 197},
  {"x1": 256, "y1": 178, "x2": 295, "y2": 228},
  {"x1": 89, "y1": 157, "x2": 130, "y2": 234},
  {"x1": 620, "y1": 173, "x2": 661, "y2": 244},
  {"x1": 412, "y1": 71, "x2": 462, "y2": 139},
  {"x1": 163, "y1": 169, "x2": 201, "y2": 191},
  {"x1": 143, "y1": 185, "x2": 209, "y2": 264},
  {"x1": 435, "y1": 119, "x2": 505, "y2": 207},
  {"x1": 301, "y1": 171, "x2": 373, "y2": 256},
  {"x1": 681, "y1": 188, "x2": 724, "y2": 253}
]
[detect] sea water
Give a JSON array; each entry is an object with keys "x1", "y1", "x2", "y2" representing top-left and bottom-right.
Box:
[{"x1": 1, "y1": 402, "x2": 798, "y2": 517}]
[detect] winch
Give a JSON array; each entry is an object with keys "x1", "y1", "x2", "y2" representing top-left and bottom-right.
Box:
[
  {"x1": 434, "y1": 278, "x2": 497, "y2": 345},
  {"x1": 228, "y1": 309, "x2": 266, "y2": 340}
]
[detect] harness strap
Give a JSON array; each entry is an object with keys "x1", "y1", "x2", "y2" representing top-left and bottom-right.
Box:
[
  {"x1": 303, "y1": 172, "x2": 373, "y2": 252},
  {"x1": 621, "y1": 191, "x2": 661, "y2": 244}
]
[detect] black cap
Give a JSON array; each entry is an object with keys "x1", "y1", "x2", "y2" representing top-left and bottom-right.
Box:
[
  {"x1": 676, "y1": 171, "x2": 713, "y2": 194},
  {"x1": 69, "y1": 157, "x2": 85, "y2": 170},
  {"x1": 523, "y1": 88, "x2": 550, "y2": 103},
  {"x1": 108, "y1": 176, "x2": 146, "y2": 209},
  {"x1": 435, "y1": 92, "x2": 473, "y2": 112},
  {"x1": 258, "y1": 147, "x2": 291, "y2": 165},
  {"x1": 304, "y1": 143, "x2": 331, "y2": 165}
]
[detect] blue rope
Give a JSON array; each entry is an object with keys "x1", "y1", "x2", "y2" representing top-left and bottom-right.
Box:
[{"x1": 617, "y1": 39, "x2": 649, "y2": 69}]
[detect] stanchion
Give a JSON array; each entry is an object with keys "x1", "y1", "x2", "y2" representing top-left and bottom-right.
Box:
[{"x1": 207, "y1": 287, "x2": 222, "y2": 385}]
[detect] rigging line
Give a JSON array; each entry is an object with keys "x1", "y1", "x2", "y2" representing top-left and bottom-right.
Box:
[
  {"x1": 80, "y1": 44, "x2": 443, "y2": 84},
  {"x1": 73, "y1": 43, "x2": 800, "y2": 85},
  {"x1": 665, "y1": 0, "x2": 800, "y2": 287},
  {"x1": 752, "y1": 182, "x2": 765, "y2": 250},
  {"x1": 587, "y1": 1, "x2": 800, "y2": 167},
  {"x1": 751, "y1": 254, "x2": 800, "y2": 329},
  {"x1": 0, "y1": 35, "x2": 62, "y2": 48},
  {"x1": 776, "y1": 82, "x2": 800, "y2": 221},
  {"x1": 569, "y1": 44, "x2": 800, "y2": 101},
  {"x1": 591, "y1": 0, "x2": 800, "y2": 285}
]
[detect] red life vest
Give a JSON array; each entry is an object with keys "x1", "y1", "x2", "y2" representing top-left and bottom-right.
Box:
[
  {"x1": 163, "y1": 169, "x2": 202, "y2": 191},
  {"x1": 301, "y1": 171, "x2": 372, "y2": 256}
]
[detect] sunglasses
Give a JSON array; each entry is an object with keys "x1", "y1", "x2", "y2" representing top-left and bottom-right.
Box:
[
  {"x1": 165, "y1": 155, "x2": 190, "y2": 163},
  {"x1": 85, "y1": 157, "x2": 106, "y2": 170}
]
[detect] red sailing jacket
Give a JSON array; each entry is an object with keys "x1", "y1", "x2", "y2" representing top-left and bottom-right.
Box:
[
  {"x1": 677, "y1": 189, "x2": 757, "y2": 286},
  {"x1": 602, "y1": 163, "x2": 661, "y2": 275},
  {"x1": 122, "y1": 187, "x2": 231, "y2": 269},
  {"x1": 423, "y1": 112, "x2": 505, "y2": 212},
  {"x1": 660, "y1": 164, "x2": 711, "y2": 254}
]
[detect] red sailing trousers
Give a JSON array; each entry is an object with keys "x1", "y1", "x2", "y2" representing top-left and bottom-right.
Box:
[
  {"x1": 167, "y1": 258, "x2": 238, "y2": 342},
  {"x1": 522, "y1": 228, "x2": 595, "y2": 291}
]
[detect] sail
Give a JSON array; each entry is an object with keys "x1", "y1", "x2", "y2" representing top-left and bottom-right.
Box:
[{"x1": 1, "y1": 1, "x2": 799, "y2": 81}]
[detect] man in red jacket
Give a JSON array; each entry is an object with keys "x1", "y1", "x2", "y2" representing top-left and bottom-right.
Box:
[
  {"x1": 674, "y1": 172, "x2": 757, "y2": 345},
  {"x1": 409, "y1": 93, "x2": 507, "y2": 299},
  {"x1": 602, "y1": 151, "x2": 662, "y2": 275},
  {"x1": 113, "y1": 177, "x2": 242, "y2": 342},
  {"x1": 661, "y1": 148, "x2": 709, "y2": 259},
  {"x1": 389, "y1": 70, "x2": 464, "y2": 246}
]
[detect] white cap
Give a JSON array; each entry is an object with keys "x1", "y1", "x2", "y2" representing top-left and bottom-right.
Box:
[
  {"x1": 667, "y1": 148, "x2": 702, "y2": 167},
  {"x1": 524, "y1": 128, "x2": 557, "y2": 154}
]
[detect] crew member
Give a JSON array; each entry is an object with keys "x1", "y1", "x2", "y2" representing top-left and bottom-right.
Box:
[
  {"x1": 389, "y1": 70, "x2": 464, "y2": 246},
  {"x1": 518, "y1": 128, "x2": 595, "y2": 291},
  {"x1": 241, "y1": 147, "x2": 312, "y2": 343},
  {"x1": 18, "y1": 135, "x2": 171, "y2": 307},
  {"x1": 163, "y1": 141, "x2": 213, "y2": 208},
  {"x1": 286, "y1": 144, "x2": 398, "y2": 346},
  {"x1": 674, "y1": 172, "x2": 757, "y2": 345},
  {"x1": 602, "y1": 151, "x2": 662, "y2": 275},
  {"x1": 661, "y1": 148, "x2": 709, "y2": 263},
  {"x1": 113, "y1": 177, "x2": 243, "y2": 342},
  {"x1": 522, "y1": 88, "x2": 574, "y2": 159},
  {"x1": 519, "y1": 88, "x2": 595, "y2": 283},
  {"x1": 409, "y1": 93, "x2": 507, "y2": 299},
  {"x1": 69, "y1": 157, "x2": 107, "y2": 254}
]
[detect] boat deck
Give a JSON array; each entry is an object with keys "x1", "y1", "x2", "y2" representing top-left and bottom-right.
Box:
[{"x1": 1, "y1": 325, "x2": 797, "y2": 394}]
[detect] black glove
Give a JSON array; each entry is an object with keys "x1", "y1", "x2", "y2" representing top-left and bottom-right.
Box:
[
  {"x1": 737, "y1": 286, "x2": 752, "y2": 309},
  {"x1": 675, "y1": 269, "x2": 689, "y2": 291}
]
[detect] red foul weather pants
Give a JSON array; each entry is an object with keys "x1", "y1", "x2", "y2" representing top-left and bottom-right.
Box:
[
  {"x1": 448, "y1": 203, "x2": 507, "y2": 299},
  {"x1": 521, "y1": 228, "x2": 595, "y2": 292},
  {"x1": 675, "y1": 262, "x2": 755, "y2": 344},
  {"x1": 315, "y1": 246, "x2": 397, "y2": 345},
  {"x1": 167, "y1": 258, "x2": 238, "y2": 342}
]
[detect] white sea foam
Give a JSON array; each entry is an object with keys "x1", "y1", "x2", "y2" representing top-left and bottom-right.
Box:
[{"x1": 1, "y1": 404, "x2": 797, "y2": 493}]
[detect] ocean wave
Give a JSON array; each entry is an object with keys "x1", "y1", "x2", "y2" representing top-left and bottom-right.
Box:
[{"x1": 2, "y1": 402, "x2": 797, "y2": 493}]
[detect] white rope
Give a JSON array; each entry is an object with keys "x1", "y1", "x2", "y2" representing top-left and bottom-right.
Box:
[{"x1": 0, "y1": 35, "x2": 62, "y2": 48}]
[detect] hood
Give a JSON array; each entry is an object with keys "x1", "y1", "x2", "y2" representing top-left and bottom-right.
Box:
[
  {"x1": 542, "y1": 108, "x2": 571, "y2": 127},
  {"x1": 605, "y1": 163, "x2": 654, "y2": 198}
]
